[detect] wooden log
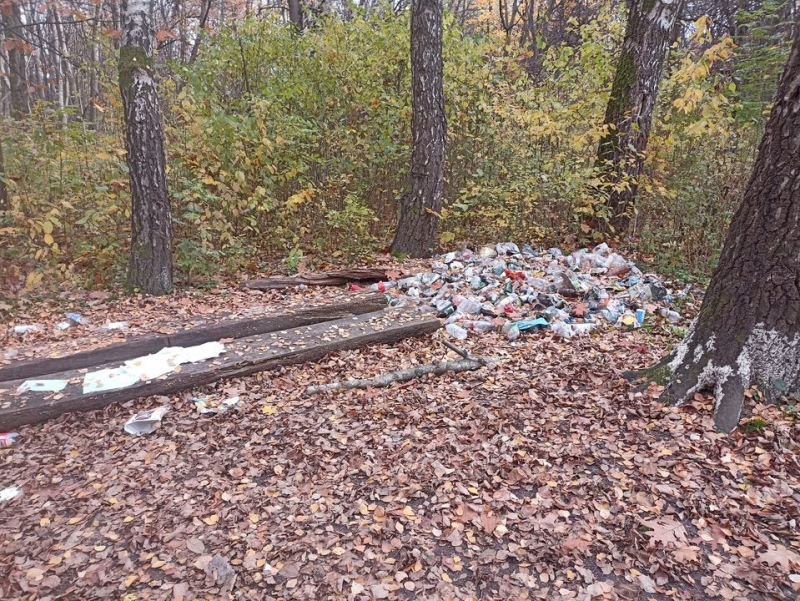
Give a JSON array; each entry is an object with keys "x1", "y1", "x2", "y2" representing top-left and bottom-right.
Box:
[
  {"x1": 246, "y1": 268, "x2": 392, "y2": 290},
  {"x1": 0, "y1": 309, "x2": 440, "y2": 430},
  {"x1": 0, "y1": 293, "x2": 386, "y2": 383}
]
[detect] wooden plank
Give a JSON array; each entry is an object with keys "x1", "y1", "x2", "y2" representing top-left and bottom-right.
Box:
[
  {"x1": 0, "y1": 309, "x2": 441, "y2": 430},
  {"x1": 0, "y1": 293, "x2": 387, "y2": 383},
  {"x1": 246, "y1": 268, "x2": 391, "y2": 290}
]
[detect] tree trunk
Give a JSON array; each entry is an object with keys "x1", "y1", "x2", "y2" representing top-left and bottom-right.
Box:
[
  {"x1": 595, "y1": 0, "x2": 685, "y2": 235},
  {"x1": 287, "y1": 0, "x2": 304, "y2": 30},
  {"x1": 188, "y1": 0, "x2": 212, "y2": 64},
  {"x1": 660, "y1": 28, "x2": 800, "y2": 432},
  {"x1": 0, "y1": 127, "x2": 7, "y2": 215},
  {"x1": 4, "y1": 1, "x2": 30, "y2": 119},
  {"x1": 120, "y1": 0, "x2": 174, "y2": 295},
  {"x1": 390, "y1": 0, "x2": 446, "y2": 258}
]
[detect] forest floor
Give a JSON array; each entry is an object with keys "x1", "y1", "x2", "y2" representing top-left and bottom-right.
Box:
[{"x1": 1, "y1": 272, "x2": 799, "y2": 601}]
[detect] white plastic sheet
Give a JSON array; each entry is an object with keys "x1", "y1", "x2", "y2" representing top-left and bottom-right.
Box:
[{"x1": 17, "y1": 379, "x2": 68, "y2": 393}]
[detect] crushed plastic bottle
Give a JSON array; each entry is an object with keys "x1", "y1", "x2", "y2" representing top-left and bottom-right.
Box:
[
  {"x1": 13, "y1": 325, "x2": 39, "y2": 335},
  {"x1": 658, "y1": 307, "x2": 681, "y2": 323},
  {"x1": 66, "y1": 313, "x2": 86, "y2": 325},
  {"x1": 445, "y1": 323, "x2": 468, "y2": 341},
  {"x1": 501, "y1": 322, "x2": 520, "y2": 341},
  {"x1": 370, "y1": 281, "x2": 397, "y2": 292},
  {"x1": 0, "y1": 432, "x2": 20, "y2": 448}
]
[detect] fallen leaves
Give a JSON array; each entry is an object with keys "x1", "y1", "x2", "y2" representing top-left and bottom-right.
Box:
[
  {"x1": 638, "y1": 516, "x2": 688, "y2": 547},
  {"x1": 759, "y1": 545, "x2": 800, "y2": 572},
  {"x1": 0, "y1": 281, "x2": 798, "y2": 600}
]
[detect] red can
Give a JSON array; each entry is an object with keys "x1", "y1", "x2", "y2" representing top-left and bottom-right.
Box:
[{"x1": 0, "y1": 432, "x2": 20, "y2": 448}]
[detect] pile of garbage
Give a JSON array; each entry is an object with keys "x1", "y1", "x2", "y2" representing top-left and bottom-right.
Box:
[{"x1": 371, "y1": 243, "x2": 686, "y2": 341}]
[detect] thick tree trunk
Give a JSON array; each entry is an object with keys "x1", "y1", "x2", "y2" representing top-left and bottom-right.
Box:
[
  {"x1": 4, "y1": 1, "x2": 30, "y2": 119},
  {"x1": 595, "y1": 0, "x2": 685, "y2": 235},
  {"x1": 120, "y1": 0, "x2": 174, "y2": 295},
  {"x1": 390, "y1": 0, "x2": 446, "y2": 259},
  {"x1": 662, "y1": 30, "x2": 800, "y2": 432},
  {"x1": 287, "y1": 0, "x2": 304, "y2": 30}
]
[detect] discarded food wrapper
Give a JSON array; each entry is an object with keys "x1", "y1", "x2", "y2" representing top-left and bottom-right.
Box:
[
  {"x1": 101, "y1": 321, "x2": 130, "y2": 331},
  {"x1": 0, "y1": 432, "x2": 20, "y2": 448},
  {"x1": 0, "y1": 485, "x2": 20, "y2": 502},
  {"x1": 124, "y1": 405, "x2": 169, "y2": 435},
  {"x1": 54, "y1": 321, "x2": 72, "y2": 331},
  {"x1": 193, "y1": 395, "x2": 240, "y2": 415},
  {"x1": 17, "y1": 379, "x2": 68, "y2": 394},
  {"x1": 3, "y1": 349, "x2": 19, "y2": 360}
]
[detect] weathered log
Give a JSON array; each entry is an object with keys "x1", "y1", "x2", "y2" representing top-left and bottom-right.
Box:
[
  {"x1": 246, "y1": 268, "x2": 392, "y2": 290},
  {"x1": 0, "y1": 309, "x2": 440, "y2": 430},
  {"x1": 0, "y1": 293, "x2": 386, "y2": 383}
]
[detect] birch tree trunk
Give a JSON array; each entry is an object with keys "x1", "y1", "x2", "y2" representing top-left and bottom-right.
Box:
[
  {"x1": 595, "y1": 0, "x2": 685, "y2": 235},
  {"x1": 390, "y1": 0, "x2": 446, "y2": 258},
  {"x1": 658, "y1": 28, "x2": 800, "y2": 432},
  {"x1": 120, "y1": 0, "x2": 174, "y2": 295}
]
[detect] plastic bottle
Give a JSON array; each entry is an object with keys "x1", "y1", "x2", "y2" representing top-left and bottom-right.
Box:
[
  {"x1": 0, "y1": 432, "x2": 20, "y2": 448},
  {"x1": 445, "y1": 323, "x2": 468, "y2": 341},
  {"x1": 501, "y1": 322, "x2": 520, "y2": 341},
  {"x1": 370, "y1": 281, "x2": 397, "y2": 292},
  {"x1": 13, "y1": 325, "x2": 38, "y2": 335},
  {"x1": 457, "y1": 298, "x2": 482, "y2": 315},
  {"x1": 658, "y1": 308, "x2": 681, "y2": 323}
]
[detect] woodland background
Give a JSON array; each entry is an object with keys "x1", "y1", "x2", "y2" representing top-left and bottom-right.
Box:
[{"x1": 0, "y1": 0, "x2": 793, "y2": 291}]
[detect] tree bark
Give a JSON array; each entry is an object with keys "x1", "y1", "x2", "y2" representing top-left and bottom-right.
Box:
[
  {"x1": 120, "y1": 0, "x2": 174, "y2": 295},
  {"x1": 4, "y1": 0, "x2": 30, "y2": 119},
  {"x1": 660, "y1": 28, "x2": 800, "y2": 432},
  {"x1": 287, "y1": 0, "x2": 304, "y2": 30},
  {"x1": 595, "y1": 0, "x2": 685, "y2": 235},
  {"x1": 0, "y1": 127, "x2": 7, "y2": 215},
  {"x1": 390, "y1": 0, "x2": 446, "y2": 258}
]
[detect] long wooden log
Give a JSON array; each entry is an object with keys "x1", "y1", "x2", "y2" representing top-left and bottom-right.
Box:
[
  {"x1": 0, "y1": 309, "x2": 440, "y2": 430},
  {"x1": 0, "y1": 293, "x2": 386, "y2": 383},
  {"x1": 246, "y1": 268, "x2": 391, "y2": 290}
]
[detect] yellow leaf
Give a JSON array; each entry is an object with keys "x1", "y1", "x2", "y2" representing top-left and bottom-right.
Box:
[
  {"x1": 261, "y1": 404, "x2": 277, "y2": 415},
  {"x1": 42, "y1": 221, "x2": 53, "y2": 234},
  {"x1": 124, "y1": 574, "x2": 138, "y2": 587},
  {"x1": 151, "y1": 558, "x2": 166, "y2": 569},
  {"x1": 332, "y1": 547, "x2": 346, "y2": 555},
  {"x1": 40, "y1": 517, "x2": 51, "y2": 527},
  {"x1": 249, "y1": 513, "x2": 259, "y2": 524},
  {"x1": 123, "y1": 516, "x2": 134, "y2": 523},
  {"x1": 202, "y1": 514, "x2": 219, "y2": 526},
  {"x1": 44, "y1": 233, "x2": 54, "y2": 246},
  {"x1": 68, "y1": 516, "x2": 82, "y2": 525},
  {"x1": 108, "y1": 498, "x2": 118, "y2": 505},
  {"x1": 442, "y1": 572, "x2": 452, "y2": 583}
]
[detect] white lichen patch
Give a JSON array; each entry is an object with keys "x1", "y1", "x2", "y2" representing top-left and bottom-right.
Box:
[
  {"x1": 669, "y1": 317, "x2": 698, "y2": 374},
  {"x1": 739, "y1": 323, "x2": 800, "y2": 392}
]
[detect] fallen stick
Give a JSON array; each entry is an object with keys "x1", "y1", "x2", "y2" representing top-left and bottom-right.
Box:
[{"x1": 305, "y1": 357, "x2": 491, "y2": 394}]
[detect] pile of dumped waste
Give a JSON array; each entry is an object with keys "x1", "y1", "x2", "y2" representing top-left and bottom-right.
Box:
[{"x1": 372, "y1": 243, "x2": 686, "y2": 340}]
